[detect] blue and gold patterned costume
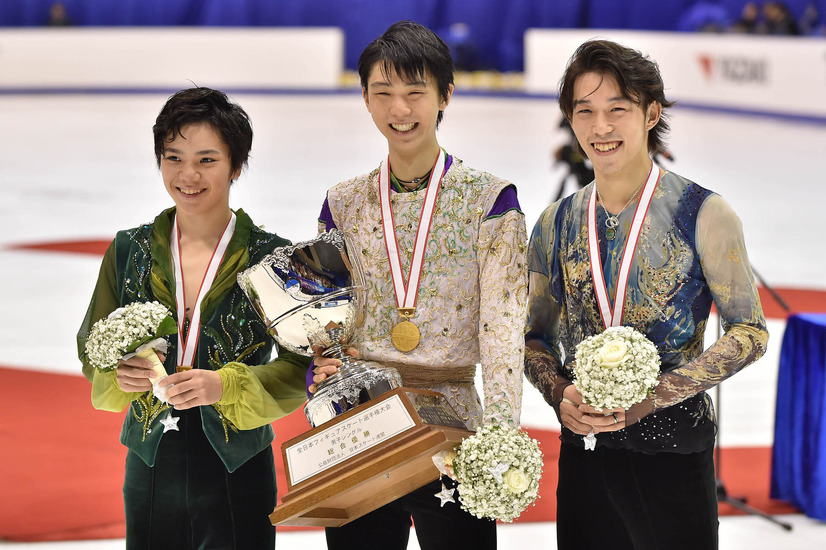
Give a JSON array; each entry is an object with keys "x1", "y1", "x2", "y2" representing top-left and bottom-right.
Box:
[{"x1": 525, "y1": 169, "x2": 768, "y2": 453}]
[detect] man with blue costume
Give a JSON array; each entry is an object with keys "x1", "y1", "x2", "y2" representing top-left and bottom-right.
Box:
[{"x1": 524, "y1": 40, "x2": 768, "y2": 550}]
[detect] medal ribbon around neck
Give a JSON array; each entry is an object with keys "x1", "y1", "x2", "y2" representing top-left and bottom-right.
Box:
[
  {"x1": 171, "y1": 212, "x2": 237, "y2": 367},
  {"x1": 587, "y1": 163, "x2": 660, "y2": 329},
  {"x1": 379, "y1": 151, "x2": 446, "y2": 350}
]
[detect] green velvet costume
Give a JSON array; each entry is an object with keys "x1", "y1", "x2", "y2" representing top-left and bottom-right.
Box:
[{"x1": 78, "y1": 207, "x2": 310, "y2": 548}]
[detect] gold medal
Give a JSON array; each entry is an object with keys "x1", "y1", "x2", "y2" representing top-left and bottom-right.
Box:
[
  {"x1": 379, "y1": 153, "x2": 445, "y2": 354},
  {"x1": 392, "y1": 320, "x2": 420, "y2": 352},
  {"x1": 391, "y1": 308, "x2": 420, "y2": 352}
]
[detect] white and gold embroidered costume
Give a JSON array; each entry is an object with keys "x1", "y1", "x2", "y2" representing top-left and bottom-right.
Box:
[{"x1": 320, "y1": 154, "x2": 527, "y2": 428}]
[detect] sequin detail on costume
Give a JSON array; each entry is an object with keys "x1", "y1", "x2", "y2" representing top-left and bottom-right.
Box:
[{"x1": 119, "y1": 213, "x2": 286, "y2": 444}]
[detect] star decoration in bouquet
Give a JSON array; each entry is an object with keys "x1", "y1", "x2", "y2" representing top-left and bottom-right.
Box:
[
  {"x1": 160, "y1": 412, "x2": 180, "y2": 433},
  {"x1": 584, "y1": 429, "x2": 597, "y2": 451},
  {"x1": 573, "y1": 325, "x2": 661, "y2": 450},
  {"x1": 487, "y1": 462, "x2": 509, "y2": 483},
  {"x1": 434, "y1": 482, "x2": 456, "y2": 507},
  {"x1": 432, "y1": 424, "x2": 543, "y2": 523}
]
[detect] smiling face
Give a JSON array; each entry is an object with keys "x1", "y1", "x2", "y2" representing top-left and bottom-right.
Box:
[
  {"x1": 160, "y1": 122, "x2": 239, "y2": 219},
  {"x1": 569, "y1": 72, "x2": 661, "y2": 184},
  {"x1": 363, "y1": 62, "x2": 452, "y2": 161}
]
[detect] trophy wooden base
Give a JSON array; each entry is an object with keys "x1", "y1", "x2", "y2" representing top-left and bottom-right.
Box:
[{"x1": 270, "y1": 387, "x2": 472, "y2": 527}]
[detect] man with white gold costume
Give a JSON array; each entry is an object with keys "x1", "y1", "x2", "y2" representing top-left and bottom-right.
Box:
[
  {"x1": 524, "y1": 40, "x2": 768, "y2": 549},
  {"x1": 311, "y1": 20, "x2": 527, "y2": 550}
]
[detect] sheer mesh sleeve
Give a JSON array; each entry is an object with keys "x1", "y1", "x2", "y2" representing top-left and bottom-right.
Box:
[
  {"x1": 77, "y1": 239, "x2": 119, "y2": 381},
  {"x1": 524, "y1": 270, "x2": 572, "y2": 421},
  {"x1": 77, "y1": 239, "x2": 145, "y2": 411},
  {"x1": 216, "y1": 350, "x2": 309, "y2": 430},
  {"x1": 642, "y1": 194, "x2": 768, "y2": 414}
]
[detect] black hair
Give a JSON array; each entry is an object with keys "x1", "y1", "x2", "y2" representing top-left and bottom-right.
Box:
[
  {"x1": 358, "y1": 20, "x2": 454, "y2": 127},
  {"x1": 558, "y1": 40, "x2": 674, "y2": 155},
  {"x1": 152, "y1": 87, "x2": 253, "y2": 176}
]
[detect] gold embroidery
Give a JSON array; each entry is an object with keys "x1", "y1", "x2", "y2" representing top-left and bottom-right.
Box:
[
  {"x1": 728, "y1": 248, "x2": 743, "y2": 264},
  {"x1": 132, "y1": 394, "x2": 170, "y2": 442},
  {"x1": 212, "y1": 403, "x2": 240, "y2": 443},
  {"x1": 325, "y1": 157, "x2": 527, "y2": 427},
  {"x1": 709, "y1": 281, "x2": 732, "y2": 304}
]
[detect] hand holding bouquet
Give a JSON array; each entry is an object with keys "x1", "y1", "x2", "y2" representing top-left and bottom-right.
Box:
[
  {"x1": 573, "y1": 326, "x2": 660, "y2": 449},
  {"x1": 434, "y1": 424, "x2": 543, "y2": 523},
  {"x1": 85, "y1": 301, "x2": 177, "y2": 397}
]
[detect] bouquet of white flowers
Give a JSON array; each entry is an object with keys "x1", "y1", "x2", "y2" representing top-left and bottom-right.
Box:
[
  {"x1": 85, "y1": 300, "x2": 177, "y2": 389},
  {"x1": 573, "y1": 325, "x2": 660, "y2": 410},
  {"x1": 438, "y1": 424, "x2": 543, "y2": 523}
]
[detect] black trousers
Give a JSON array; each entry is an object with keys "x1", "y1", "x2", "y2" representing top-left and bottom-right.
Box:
[
  {"x1": 325, "y1": 477, "x2": 496, "y2": 550},
  {"x1": 556, "y1": 443, "x2": 718, "y2": 550},
  {"x1": 123, "y1": 408, "x2": 277, "y2": 550}
]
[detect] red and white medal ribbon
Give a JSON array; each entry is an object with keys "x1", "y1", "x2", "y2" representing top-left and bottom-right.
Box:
[
  {"x1": 587, "y1": 163, "x2": 661, "y2": 329},
  {"x1": 171, "y1": 212, "x2": 236, "y2": 367},
  {"x1": 379, "y1": 151, "x2": 446, "y2": 313}
]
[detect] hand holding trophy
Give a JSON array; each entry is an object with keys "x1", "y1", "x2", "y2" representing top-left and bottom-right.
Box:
[
  {"x1": 238, "y1": 229, "x2": 404, "y2": 427},
  {"x1": 238, "y1": 229, "x2": 472, "y2": 527}
]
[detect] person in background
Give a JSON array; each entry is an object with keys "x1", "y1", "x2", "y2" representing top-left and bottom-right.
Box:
[
  {"x1": 310, "y1": 20, "x2": 527, "y2": 550},
  {"x1": 730, "y1": 1, "x2": 761, "y2": 32},
  {"x1": 798, "y1": 1, "x2": 823, "y2": 35},
  {"x1": 552, "y1": 117, "x2": 595, "y2": 202},
  {"x1": 524, "y1": 40, "x2": 767, "y2": 549},
  {"x1": 78, "y1": 87, "x2": 310, "y2": 549},
  {"x1": 762, "y1": 1, "x2": 801, "y2": 34},
  {"x1": 46, "y1": 2, "x2": 72, "y2": 26}
]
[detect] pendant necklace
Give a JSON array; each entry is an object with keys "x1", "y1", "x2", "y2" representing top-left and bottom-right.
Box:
[
  {"x1": 393, "y1": 169, "x2": 433, "y2": 189},
  {"x1": 594, "y1": 178, "x2": 645, "y2": 241},
  {"x1": 587, "y1": 162, "x2": 661, "y2": 329}
]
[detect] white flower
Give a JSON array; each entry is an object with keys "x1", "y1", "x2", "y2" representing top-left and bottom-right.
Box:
[
  {"x1": 573, "y1": 326, "x2": 660, "y2": 410},
  {"x1": 598, "y1": 339, "x2": 628, "y2": 368},
  {"x1": 452, "y1": 424, "x2": 543, "y2": 523},
  {"x1": 85, "y1": 301, "x2": 175, "y2": 372},
  {"x1": 503, "y1": 468, "x2": 530, "y2": 493}
]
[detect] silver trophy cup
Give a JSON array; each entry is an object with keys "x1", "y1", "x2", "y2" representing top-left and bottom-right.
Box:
[{"x1": 237, "y1": 230, "x2": 402, "y2": 428}]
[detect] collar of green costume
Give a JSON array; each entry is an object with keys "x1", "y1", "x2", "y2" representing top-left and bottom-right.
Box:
[{"x1": 149, "y1": 207, "x2": 254, "y2": 322}]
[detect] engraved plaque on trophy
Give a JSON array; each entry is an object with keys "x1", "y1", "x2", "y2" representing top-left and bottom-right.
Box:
[{"x1": 238, "y1": 230, "x2": 473, "y2": 527}]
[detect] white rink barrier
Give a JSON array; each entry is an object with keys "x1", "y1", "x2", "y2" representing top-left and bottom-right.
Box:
[
  {"x1": 525, "y1": 29, "x2": 826, "y2": 118},
  {"x1": 0, "y1": 28, "x2": 344, "y2": 89}
]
